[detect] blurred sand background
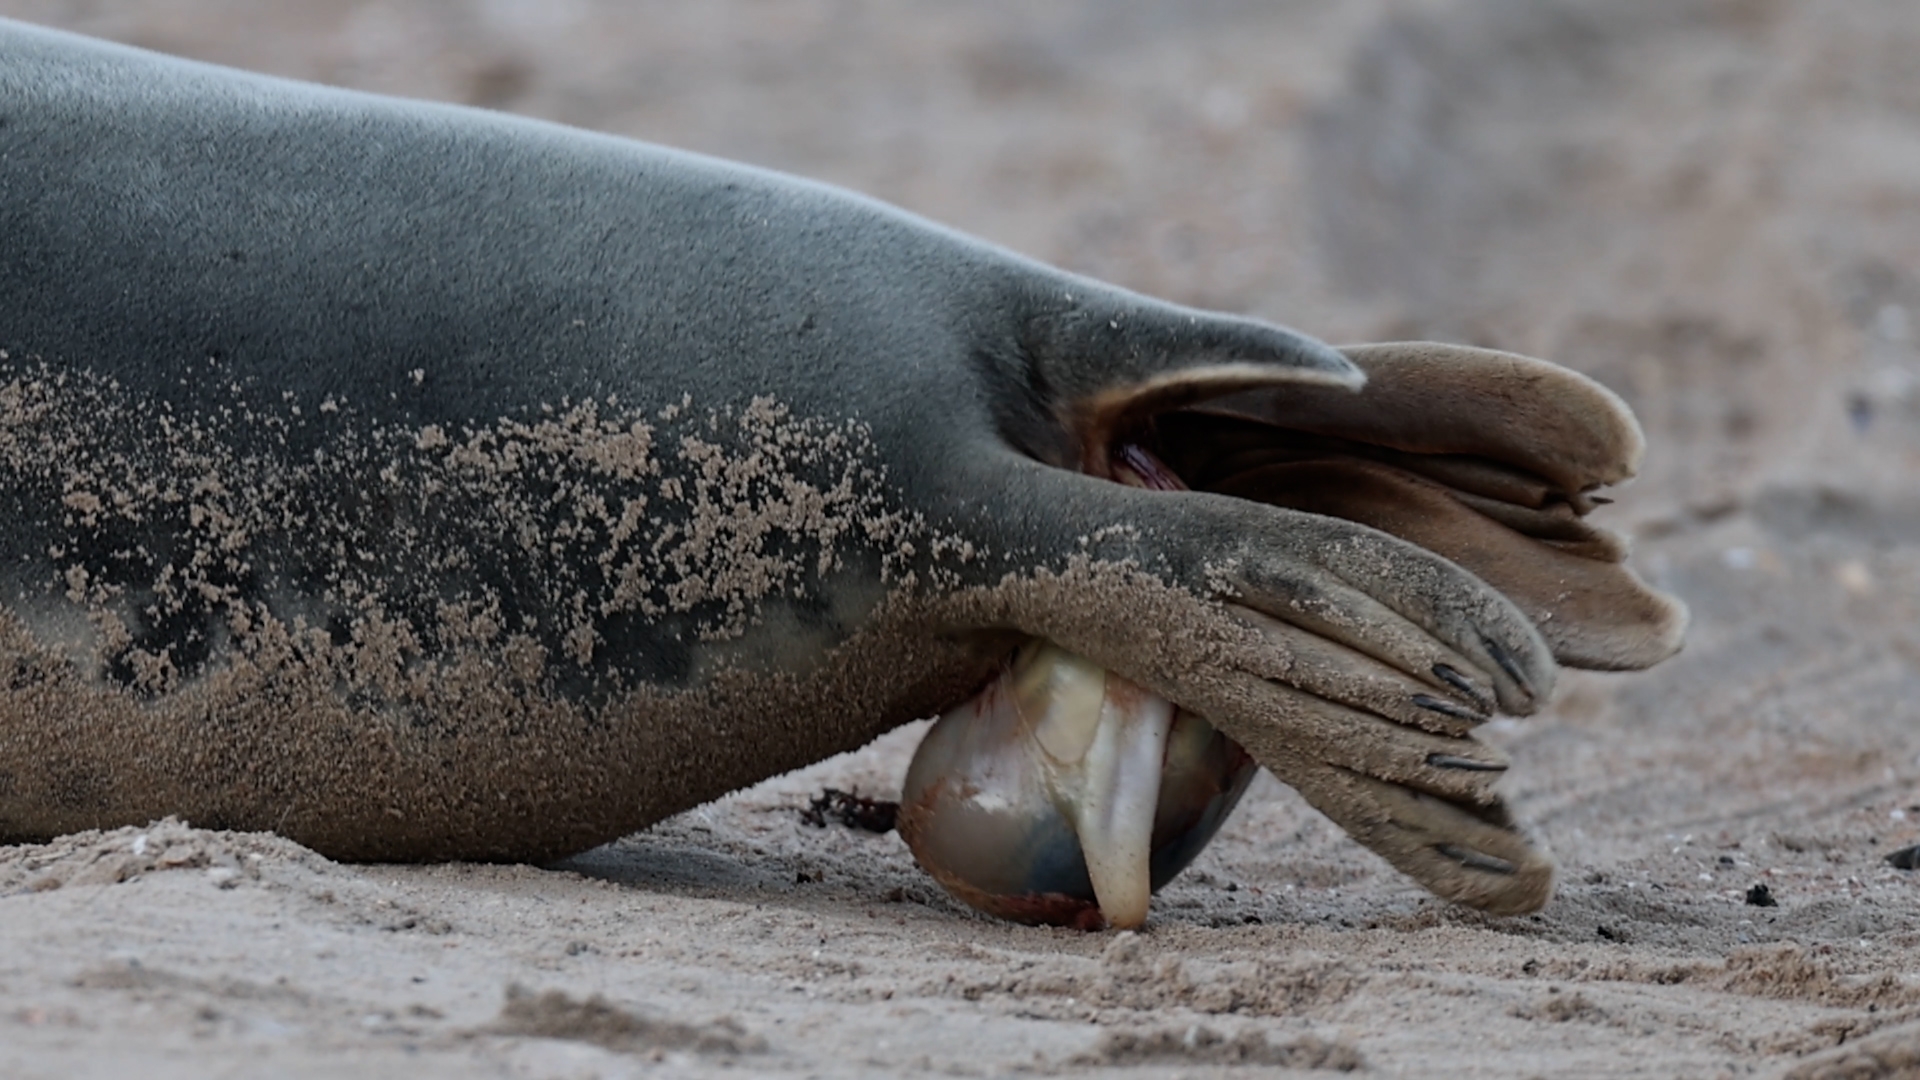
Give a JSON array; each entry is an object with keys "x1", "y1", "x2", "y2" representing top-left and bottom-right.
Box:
[{"x1": 2, "y1": 1, "x2": 1919, "y2": 1076}]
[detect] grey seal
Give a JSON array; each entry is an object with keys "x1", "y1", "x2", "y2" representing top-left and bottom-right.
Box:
[{"x1": 0, "y1": 20, "x2": 1681, "y2": 915}]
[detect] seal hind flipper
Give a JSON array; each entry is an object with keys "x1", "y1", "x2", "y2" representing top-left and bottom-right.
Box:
[
  {"x1": 937, "y1": 341, "x2": 1681, "y2": 917},
  {"x1": 1274, "y1": 748, "x2": 1556, "y2": 917},
  {"x1": 1208, "y1": 458, "x2": 1683, "y2": 671},
  {"x1": 935, "y1": 444, "x2": 1559, "y2": 913},
  {"x1": 1205, "y1": 341, "x2": 1647, "y2": 492},
  {"x1": 1157, "y1": 342, "x2": 1687, "y2": 671}
]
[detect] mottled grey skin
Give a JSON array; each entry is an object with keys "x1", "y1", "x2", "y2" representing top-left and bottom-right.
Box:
[{"x1": 0, "y1": 20, "x2": 1555, "y2": 906}]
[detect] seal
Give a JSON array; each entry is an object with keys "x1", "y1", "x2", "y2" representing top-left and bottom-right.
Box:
[{"x1": 0, "y1": 20, "x2": 1678, "y2": 914}]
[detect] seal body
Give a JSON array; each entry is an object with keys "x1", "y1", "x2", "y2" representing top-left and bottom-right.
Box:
[
  {"x1": 0, "y1": 20, "x2": 1376, "y2": 859},
  {"x1": 1, "y1": 23, "x2": 1595, "y2": 917}
]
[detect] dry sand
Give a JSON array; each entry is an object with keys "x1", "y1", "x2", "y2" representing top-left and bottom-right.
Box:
[{"x1": 3, "y1": 1, "x2": 1918, "y2": 1076}]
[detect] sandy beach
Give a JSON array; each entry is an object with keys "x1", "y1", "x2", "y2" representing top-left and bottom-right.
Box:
[{"x1": 2, "y1": 1, "x2": 1918, "y2": 1076}]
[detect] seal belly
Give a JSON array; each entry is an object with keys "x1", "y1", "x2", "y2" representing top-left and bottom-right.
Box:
[{"x1": 0, "y1": 565, "x2": 1001, "y2": 860}]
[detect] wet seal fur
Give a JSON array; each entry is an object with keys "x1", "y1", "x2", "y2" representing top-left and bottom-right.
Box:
[{"x1": 0, "y1": 20, "x2": 1673, "y2": 914}]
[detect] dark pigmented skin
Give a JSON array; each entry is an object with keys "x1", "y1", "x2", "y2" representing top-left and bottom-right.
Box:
[{"x1": 0, "y1": 20, "x2": 1559, "y2": 909}]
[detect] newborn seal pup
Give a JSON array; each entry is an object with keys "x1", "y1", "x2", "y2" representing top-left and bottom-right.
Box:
[
  {"x1": 0, "y1": 20, "x2": 1682, "y2": 916},
  {"x1": 900, "y1": 344, "x2": 1686, "y2": 926}
]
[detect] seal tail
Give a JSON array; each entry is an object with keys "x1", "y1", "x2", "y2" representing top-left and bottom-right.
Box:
[{"x1": 1003, "y1": 278, "x2": 1362, "y2": 470}]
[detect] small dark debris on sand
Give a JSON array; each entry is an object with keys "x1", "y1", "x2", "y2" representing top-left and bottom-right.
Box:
[
  {"x1": 1746, "y1": 883, "x2": 1780, "y2": 907},
  {"x1": 800, "y1": 788, "x2": 898, "y2": 833},
  {"x1": 1072, "y1": 1026, "x2": 1364, "y2": 1070},
  {"x1": 1887, "y1": 845, "x2": 1920, "y2": 871},
  {"x1": 489, "y1": 984, "x2": 765, "y2": 1056}
]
